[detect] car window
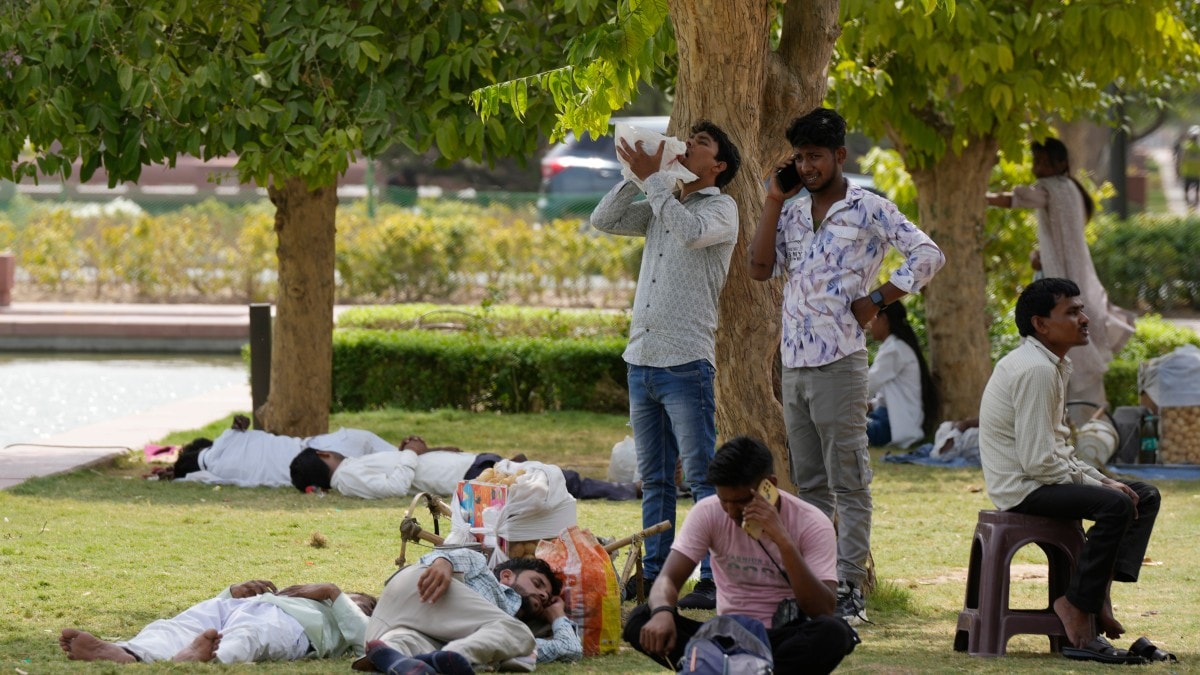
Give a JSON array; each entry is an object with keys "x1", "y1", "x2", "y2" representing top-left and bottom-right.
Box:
[
  {"x1": 548, "y1": 168, "x2": 622, "y2": 192},
  {"x1": 566, "y1": 134, "x2": 615, "y2": 157}
]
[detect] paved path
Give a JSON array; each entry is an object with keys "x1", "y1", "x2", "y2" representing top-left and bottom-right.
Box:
[{"x1": 0, "y1": 383, "x2": 249, "y2": 490}]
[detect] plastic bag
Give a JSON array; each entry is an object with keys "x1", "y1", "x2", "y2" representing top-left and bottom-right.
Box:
[
  {"x1": 1158, "y1": 345, "x2": 1200, "y2": 407},
  {"x1": 491, "y1": 460, "x2": 577, "y2": 545},
  {"x1": 613, "y1": 122, "x2": 698, "y2": 189},
  {"x1": 536, "y1": 526, "x2": 621, "y2": 656},
  {"x1": 607, "y1": 435, "x2": 640, "y2": 483}
]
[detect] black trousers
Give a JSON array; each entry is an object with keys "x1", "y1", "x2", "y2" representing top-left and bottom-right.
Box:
[
  {"x1": 622, "y1": 603, "x2": 856, "y2": 674},
  {"x1": 1010, "y1": 479, "x2": 1160, "y2": 614}
]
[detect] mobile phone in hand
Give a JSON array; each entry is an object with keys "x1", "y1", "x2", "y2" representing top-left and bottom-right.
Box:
[
  {"x1": 776, "y1": 163, "x2": 802, "y2": 192},
  {"x1": 742, "y1": 479, "x2": 781, "y2": 540}
]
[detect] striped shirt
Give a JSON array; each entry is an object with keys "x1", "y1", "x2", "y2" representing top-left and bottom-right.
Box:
[
  {"x1": 978, "y1": 338, "x2": 1106, "y2": 510},
  {"x1": 591, "y1": 173, "x2": 738, "y2": 368}
]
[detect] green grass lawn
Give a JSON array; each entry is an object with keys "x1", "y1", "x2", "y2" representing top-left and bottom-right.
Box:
[{"x1": 3, "y1": 409, "x2": 1198, "y2": 673}]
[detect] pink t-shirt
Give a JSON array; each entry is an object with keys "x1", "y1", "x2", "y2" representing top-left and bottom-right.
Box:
[{"x1": 672, "y1": 491, "x2": 838, "y2": 627}]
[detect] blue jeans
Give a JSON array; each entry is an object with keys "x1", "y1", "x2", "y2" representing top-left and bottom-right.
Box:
[
  {"x1": 866, "y1": 406, "x2": 891, "y2": 447},
  {"x1": 628, "y1": 360, "x2": 716, "y2": 581}
]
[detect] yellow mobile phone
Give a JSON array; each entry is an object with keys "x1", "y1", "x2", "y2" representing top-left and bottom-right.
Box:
[{"x1": 742, "y1": 479, "x2": 780, "y2": 540}]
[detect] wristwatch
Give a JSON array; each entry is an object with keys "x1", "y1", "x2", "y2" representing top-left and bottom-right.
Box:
[{"x1": 869, "y1": 289, "x2": 886, "y2": 308}]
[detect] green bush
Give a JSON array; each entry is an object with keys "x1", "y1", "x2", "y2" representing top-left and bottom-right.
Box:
[
  {"x1": 331, "y1": 329, "x2": 628, "y2": 414},
  {"x1": 1091, "y1": 214, "x2": 1200, "y2": 311}
]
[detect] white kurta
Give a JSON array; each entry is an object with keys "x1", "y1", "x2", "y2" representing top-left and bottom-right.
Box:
[
  {"x1": 332, "y1": 450, "x2": 421, "y2": 498},
  {"x1": 868, "y1": 335, "x2": 925, "y2": 448},
  {"x1": 181, "y1": 428, "x2": 398, "y2": 488},
  {"x1": 1012, "y1": 176, "x2": 1136, "y2": 421},
  {"x1": 412, "y1": 451, "x2": 477, "y2": 495},
  {"x1": 332, "y1": 450, "x2": 478, "y2": 498},
  {"x1": 118, "y1": 589, "x2": 367, "y2": 663}
]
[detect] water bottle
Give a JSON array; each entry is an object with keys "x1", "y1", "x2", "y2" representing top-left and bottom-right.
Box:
[{"x1": 1138, "y1": 414, "x2": 1159, "y2": 464}]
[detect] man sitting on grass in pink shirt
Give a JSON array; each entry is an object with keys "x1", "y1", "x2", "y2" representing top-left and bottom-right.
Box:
[{"x1": 622, "y1": 435, "x2": 858, "y2": 673}]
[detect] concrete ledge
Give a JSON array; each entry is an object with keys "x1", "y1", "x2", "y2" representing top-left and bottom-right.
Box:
[{"x1": 0, "y1": 302, "x2": 250, "y2": 353}]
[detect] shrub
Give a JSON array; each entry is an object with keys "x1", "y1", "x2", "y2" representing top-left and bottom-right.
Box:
[
  {"x1": 336, "y1": 303, "x2": 630, "y2": 339},
  {"x1": 331, "y1": 329, "x2": 628, "y2": 414}
]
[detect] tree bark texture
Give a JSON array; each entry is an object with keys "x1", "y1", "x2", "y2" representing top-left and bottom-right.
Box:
[
  {"x1": 909, "y1": 140, "x2": 997, "y2": 421},
  {"x1": 258, "y1": 176, "x2": 337, "y2": 437},
  {"x1": 670, "y1": 0, "x2": 838, "y2": 489}
]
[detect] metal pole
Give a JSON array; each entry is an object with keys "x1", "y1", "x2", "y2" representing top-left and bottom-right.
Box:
[
  {"x1": 249, "y1": 304, "x2": 272, "y2": 429},
  {"x1": 366, "y1": 160, "x2": 377, "y2": 220}
]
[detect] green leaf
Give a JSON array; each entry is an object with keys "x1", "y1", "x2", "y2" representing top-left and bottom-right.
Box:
[
  {"x1": 118, "y1": 63, "x2": 133, "y2": 91},
  {"x1": 359, "y1": 41, "x2": 381, "y2": 62}
]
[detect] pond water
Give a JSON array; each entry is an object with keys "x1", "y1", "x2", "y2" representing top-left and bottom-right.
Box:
[{"x1": 0, "y1": 354, "x2": 247, "y2": 449}]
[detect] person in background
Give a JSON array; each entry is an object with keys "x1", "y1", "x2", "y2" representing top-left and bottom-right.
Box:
[
  {"x1": 987, "y1": 138, "x2": 1135, "y2": 425},
  {"x1": 288, "y1": 436, "x2": 639, "y2": 501},
  {"x1": 1175, "y1": 125, "x2": 1200, "y2": 209},
  {"x1": 591, "y1": 120, "x2": 743, "y2": 609},
  {"x1": 867, "y1": 301, "x2": 938, "y2": 448}
]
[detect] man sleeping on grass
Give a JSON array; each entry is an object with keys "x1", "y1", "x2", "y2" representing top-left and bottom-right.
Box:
[
  {"x1": 169, "y1": 415, "x2": 406, "y2": 488},
  {"x1": 59, "y1": 579, "x2": 374, "y2": 665},
  {"x1": 288, "y1": 435, "x2": 640, "y2": 501}
]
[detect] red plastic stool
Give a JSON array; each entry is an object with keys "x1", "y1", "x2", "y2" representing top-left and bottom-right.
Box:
[{"x1": 953, "y1": 510, "x2": 1085, "y2": 657}]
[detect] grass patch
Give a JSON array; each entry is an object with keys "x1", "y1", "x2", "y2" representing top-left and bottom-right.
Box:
[{"x1": 3, "y1": 409, "x2": 1198, "y2": 673}]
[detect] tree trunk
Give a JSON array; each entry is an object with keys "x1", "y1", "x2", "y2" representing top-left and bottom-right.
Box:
[
  {"x1": 670, "y1": 0, "x2": 838, "y2": 488},
  {"x1": 258, "y1": 176, "x2": 337, "y2": 437},
  {"x1": 910, "y1": 140, "x2": 997, "y2": 422}
]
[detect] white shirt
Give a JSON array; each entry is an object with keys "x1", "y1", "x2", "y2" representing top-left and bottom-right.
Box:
[
  {"x1": 592, "y1": 173, "x2": 738, "y2": 368},
  {"x1": 774, "y1": 182, "x2": 944, "y2": 368},
  {"x1": 868, "y1": 335, "x2": 925, "y2": 448},
  {"x1": 332, "y1": 450, "x2": 421, "y2": 499},
  {"x1": 979, "y1": 338, "x2": 1106, "y2": 510},
  {"x1": 412, "y1": 451, "x2": 477, "y2": 495},
  {"x1": 186, "y1": 428, "x2": 397, "y2": 488},
  {"x1": 332, "y1": 450, "x2": 483, "y2": 499}
]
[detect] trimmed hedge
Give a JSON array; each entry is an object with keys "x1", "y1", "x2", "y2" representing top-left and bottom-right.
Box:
[
  {"x1": 332, "y1": 329, "x2": 628, "y2": 414},
  {"x1": 336, "y1": 303, "x2": 629, "y2": 339}
]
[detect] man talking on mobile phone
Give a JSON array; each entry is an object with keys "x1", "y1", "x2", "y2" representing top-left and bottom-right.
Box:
[
  {"x1": 622, "y1": 436, "x2": 858, "y2": 674},
  {"x1": 748, "y1": 108, "x2": 944, "y2": 624}
]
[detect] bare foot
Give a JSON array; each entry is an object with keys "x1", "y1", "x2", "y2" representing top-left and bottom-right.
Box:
[
  {"x1": 1053, "y1": 596, "x2": 1096, "y2": 648},
  {"x1": 1099, "y1": 597, "x2": 1125, "y2": 639},
  {"x1": 172, "y1": 629, "x2": 221, "y2": 662},
  {"x1": 59, "y1": 629, "x2": 136, "y2": 663}
]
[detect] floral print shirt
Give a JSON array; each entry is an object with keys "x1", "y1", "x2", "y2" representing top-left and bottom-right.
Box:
[{"x1": 774, "y1": 182, "x2": 944, "y2": 368}]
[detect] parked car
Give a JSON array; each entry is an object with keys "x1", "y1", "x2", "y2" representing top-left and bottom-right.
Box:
[{"x1": 537, "y1": 116, "x2": 668, "y2": 222}]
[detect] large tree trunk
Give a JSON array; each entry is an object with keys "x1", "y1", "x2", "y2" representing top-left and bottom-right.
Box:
[
  {"x1": 670, "y1": 0, "x2": 838, "y2": 488},
  {"x1": 910, "y1": 140, "x2": 997, "y2": 421},
  {"x1": 258, "y1": 177, "x2": 337, "y2": 436}
]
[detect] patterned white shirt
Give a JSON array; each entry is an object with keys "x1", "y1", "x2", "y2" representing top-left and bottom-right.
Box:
[
  {"x1": 592, "y1": 172, "x2": 738, "y2": 368},
  {"x1": 773, "y1": 182, "x2": 944, "y2": 368},
  {"x1": 978, "y1": 338, "x2": 1107, "y2": 511}
]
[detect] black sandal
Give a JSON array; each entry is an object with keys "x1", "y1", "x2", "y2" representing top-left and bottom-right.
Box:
[{"x1": 1130, "y1": 636, "x2": 1178, "y2": 663}]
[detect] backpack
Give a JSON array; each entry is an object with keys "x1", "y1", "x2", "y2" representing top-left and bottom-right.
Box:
[{"x1": 677, "y1": 614, "x2": 774, "y2": 675}]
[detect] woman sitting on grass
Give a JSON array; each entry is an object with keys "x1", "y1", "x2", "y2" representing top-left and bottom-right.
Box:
[{"x1": 867, "y1": 301, "x2": 938, "y2": 448}]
